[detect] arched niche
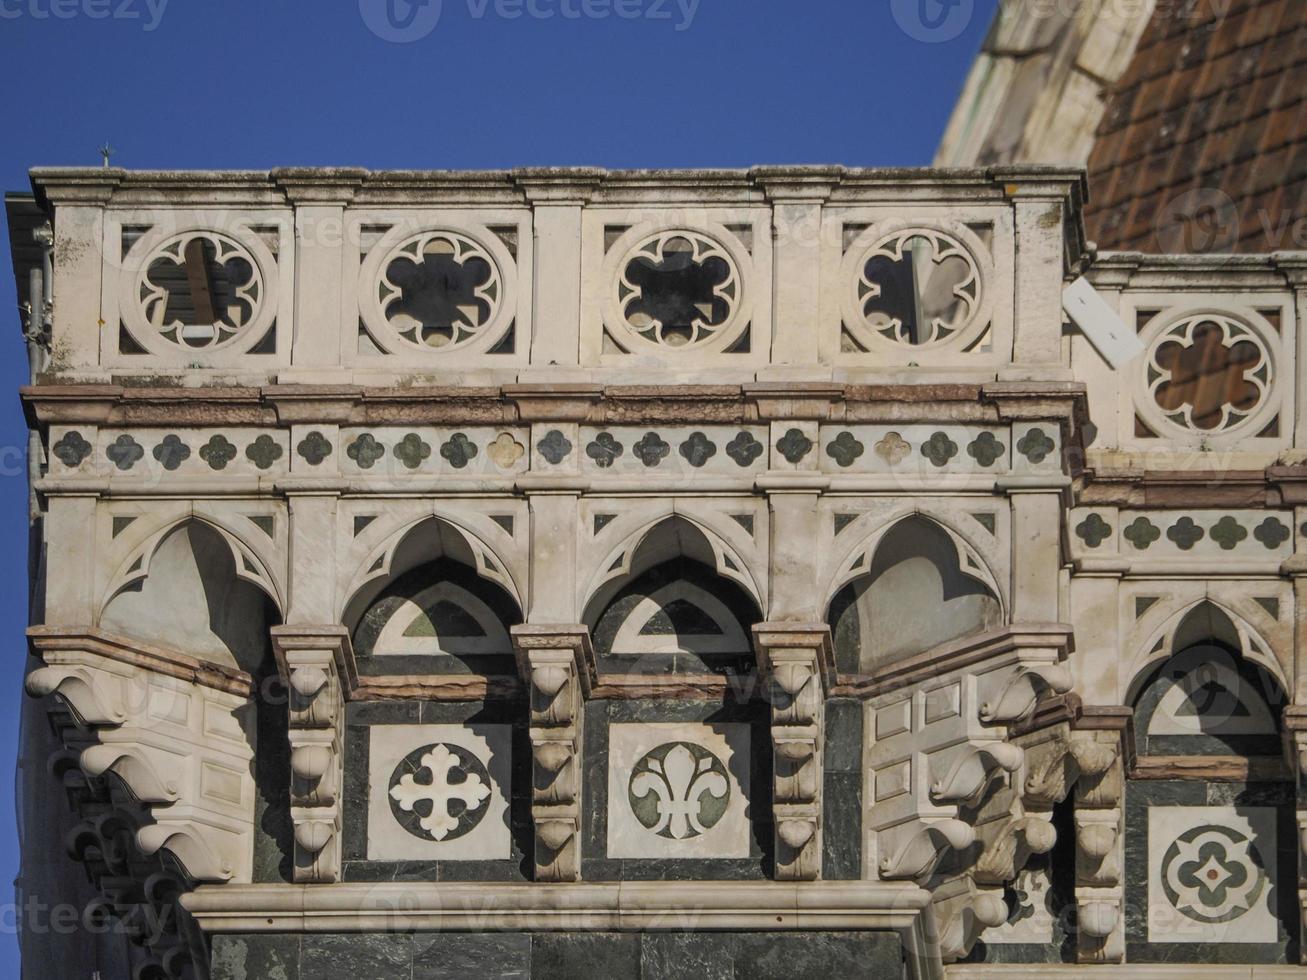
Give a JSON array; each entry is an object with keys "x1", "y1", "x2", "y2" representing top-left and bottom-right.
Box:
[
  {"x1": 826, "y1": 516, "x2": 1002, "y2": 675},
  {"x1": 100, "y1": 520, "x2": 279, "y2": 675},
  {"x1": 584, "y1": 517, "x2": 760, "y2": 675},
  {"x1": 344, "y1": 518, "x2": 522, "y2": 679},
  {"x1": 1132, "y1": 604, "x2": 1286, "y2": 759}
]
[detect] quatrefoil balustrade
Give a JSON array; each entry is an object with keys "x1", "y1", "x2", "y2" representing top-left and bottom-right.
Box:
[
  {"x1": 359, "y1": 226, "x2": 518, "y2": 356},
  {"x1": 124, "y1": 228, "x2": 279, "y2": 357},
  {"x1": 840, "y1": 225, "x2": 991, "y2": 355},
  {"x1": 603, "y1": 225, "x2": 752, "y2": 355},
  {"x1": 1135, "y1": 309, "x2": 1278, "y2": 440}
]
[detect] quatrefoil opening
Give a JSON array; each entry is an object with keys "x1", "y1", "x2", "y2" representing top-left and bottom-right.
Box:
[{"x1": 856, "y1": 231, "x2": 978, "y2": 347}]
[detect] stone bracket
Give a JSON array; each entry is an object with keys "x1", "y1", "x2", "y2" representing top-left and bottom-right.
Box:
[
  {"x1": 512, "y1": 624, "x2": 592, "y2": 882},
  {"x1": 271, "y1": 625, "x2": 355, "y2": 884}
]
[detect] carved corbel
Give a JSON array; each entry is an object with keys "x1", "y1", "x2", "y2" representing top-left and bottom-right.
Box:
[
  {"x1": 753, "y1": 623, "x2": 835, "y2": 881},
  {"x1": 26, "y1": 627, "x2": 257, "y2": 886},
  {"x1": 931, "y1": 877, "x2": 1009, "y2": 963},
  {"x1": 973, "y1": 813, "x2": 1057, "y2": 885},
  {"x1": 930, "y1": 742, "x2": 1024, "y2": 805},
  {"x1": 512, "y1": 625, "x2": 594, "y2": 883},
  {"x1": 271, "y1": 625, "x2": 356, "y2": 884},
  {"x1": 1072, "y1": 728, "x2": 1124, "y2": 964},
  {"x1": 980, "y1": 662, "x2": 1074, "y2": 724},
  {"x1": 878, "y1": 818, "x2": 976, "y2": 880}
]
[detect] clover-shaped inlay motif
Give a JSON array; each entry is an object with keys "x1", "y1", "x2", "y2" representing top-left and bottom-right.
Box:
[
  {"x1": 1017, "y1": 428, "x2": 1056, "y2": 464},
  {"x1": 379, "y1": 232, "x2": 500, "y2": 350},
  {"x1": 537, "y1": 429, "x2": 572, "y2": 465},
  {"x1": 1209, "y1": 516, "x2": 1247, "y2": 551},
  {"x1": 725, "y1": 431, "x2": 763, "y2": 467},
  {"x1": 1075, "y1": 513, "x2": 1112, "y2": 548},
  {"x1": 52, "y1": 431, "x2": 92, "y2": 467},
  {"x1": 439, "y1": 433, "x2": 478, "y2": 469},
  {"x1": 486, "y1": 433, "x2": 524, "y2": 469},
  {"x1": 618, "y1": 232, "x2": 738, "y2": 348},
  {"x1": 920, "y1": 431, "x2": 959, "y2": 468},
  {"x1": 347, "y1": 433, "x2": 386, "y2": 470},
  {"x1": 105, "y1": 434, "x2": 144, "y2": 471},
  {"x1": 245, "y1": 434, "x2": 284, "y2": 470},
  {"x1": 586, "y1": 432, "x2": 624, "y2": 468},
  {"x1": 1123, "y1": 517, "x2": 1161, "y2": 550},
  {"x1": 296, "y1": 431, "x2": 333, "y2": 466},
  {"x1": 1253, "y1": 517, "x2": 1290, "y2": 549},
  {"x1": 856, "y1": 230, "x2": 978, "y2": 346},
  {"x1": 633, "y1": 432, "x2": 671, "y2": 467},
  {"x1": 199, "y1": 434, "x2": 238, "y2": 471},
  {"x1": 388, "y1": 743, "x2": 493, "y2": 842},
  {"x1": 874, "y1": 432, "x2": 911, "y2": 466},
  {"x1": 1160, "y1": 825, "x2": 1266, "y2": 925},
  {"x1": 1150, "y1": 314, "x2": 1269, "y2": 432},
  {"x1": 679, "y1": 432, "x2": 718, "y2": 468},
  {"x1": 826, "y1": 432, "x2": 865, "y2": 468},
  {"x1": 140, "y1": 232, "x2": 261, "y2": 350},
  {"x1": 775, "y1": 428, "x2": 813, "y2": 464},
  {"x1": 628, "y1": 741, "x2": 730, "y2": 841},
  {"x1": 392, "y1": 433, "x2": 432, "y2": 470},
  {"x1": 1166, "y1": 516, "x2": 1205, "y2": 551},
  {"x1": 966, "y1": 431, "x2": 1005, "y2": 468},
  {"x1": 152, "y1": 434, "x2": 191, "y2": 472}
]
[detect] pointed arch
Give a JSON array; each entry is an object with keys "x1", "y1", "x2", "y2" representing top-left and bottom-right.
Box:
[{"x1": 825, "y1": 514, "x2": 1004, "y2": 674}]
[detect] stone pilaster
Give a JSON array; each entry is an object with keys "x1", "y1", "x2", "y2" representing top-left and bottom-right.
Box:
[
  {"x1": 753, "y1": 623, "x2": 834, "y2": 880},
  {"x1": 512, "y1": 625, "x2": 594, "y2": 882},
  {"x1": 271, "y1": 625, "x2": 355, "y2": 884},
  {"x1": 1071, "y1": 727, "x2": 1125, "y2": 964}
]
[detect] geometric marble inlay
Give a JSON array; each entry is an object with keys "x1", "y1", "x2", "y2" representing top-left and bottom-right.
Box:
[
  {"x1": 1148, "y1": 806, "x2": 1276, "y2": 943},
  {"x1": 367, "y1": 724, "x2": 511, "y2": 861},
  {"x1": 607, "y1": 722, "x2": 750, "y2": 859}
]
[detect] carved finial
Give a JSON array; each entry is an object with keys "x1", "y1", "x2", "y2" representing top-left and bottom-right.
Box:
[{"x1": 98, "y1": 142, "x2": 115, "y2": 168}]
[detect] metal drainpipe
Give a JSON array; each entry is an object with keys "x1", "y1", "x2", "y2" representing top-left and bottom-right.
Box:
[{"x1": 25, "y1": 224, "x2": 53, "y2": 523}]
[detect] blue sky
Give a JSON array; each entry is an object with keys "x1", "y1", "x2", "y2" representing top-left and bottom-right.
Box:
[{"x1": 0, "y1": 0, "x2": 995, "y2": 970}]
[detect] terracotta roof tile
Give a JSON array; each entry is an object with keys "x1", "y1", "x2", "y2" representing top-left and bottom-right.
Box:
[{"x1": 1085, "y1": 0, "x2": 1307, "y2": 252}]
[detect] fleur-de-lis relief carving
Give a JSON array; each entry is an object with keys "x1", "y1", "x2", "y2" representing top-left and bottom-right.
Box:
[
  {"x1": 537, "y1": 429, "x2": 572, "y2": 465},
  {"x1": 826, "y1": 432, "x2": 865, "y2": 468},
  {"x1": 633, "y1": 432, "x2": 670, "y2": 467},
  {"x1": 966, "y1": 431, "x2": 1005, "y2": 468},
  {"x1": 586, "y1": 432, "x2": 624, "y2": 468},
  {"x1": 1253, "y1": 517, "x2": 1290, "y2": 549},
  {"x1": 297, "y1": 431, "x2": 333, "y2": 466},
  {"x1": 1209, "y1": 516, "x2": 1247, "y2": 551},
  {"x1": 199, "y1": 434, "x2": 238, "y2": 471},
  {"x1": 725, "y1": 431, "x2": 763, "y2": 467},
  {"x1": 679, "y1": 431, "x2": 717, "y2": 468},
  {"x1": 388, "y1": 744, "x2": 492, "y2": 841},
  {"x1": 486, "y1": 433, "x2": 524, "y2": 469},
  {"x1": 776, "y1": 427, "x2": 813, "y2": 464},
  {"x1": 105, "y1": 434, "x2": 144, "y2": 471},
  {"x1": 1075, "y1": 513, "x2": 1112, "y2": 548},
  {"x1": 394, "y1": 433, "x2": 432, "y2": 470},
  {"x1": 152, "y1": 434, "x2": 191, "y2": 472},
  {"x1": 874, "y1": 432, "x2": 910, "y2": 466},
  {"x1": 628, "y1": 742, "x2": 730, "y2": 841},
  {"x1": 52, "y1": 431, "x2": 92, "y2": 467},
  {"x1": 1167, "y1": 516, "x2": 1205, "y2": 550},
  {"x1": 346, "y1": 433, "x2": 385, "y2": 470},
  {"x1": 439, "y1": 432, "x2": 478, "y2": 469},
  {"x1": 920, "y1": 431, "x2": 959, "y2": 468},
  {"x1": 245, "y1": 434, "x2": 284, "y2": 470},
  {"x1": 1123, "y1": 516, "x2": 1161, "y2": 550},
  {"x1": 1017, "y1": 428, "x2": 1056, "y2": 464}
]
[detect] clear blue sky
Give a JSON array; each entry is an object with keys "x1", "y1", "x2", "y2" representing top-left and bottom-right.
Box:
[{"x1": 0, "y1": 0, "x2": 995, "y2": 970}]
